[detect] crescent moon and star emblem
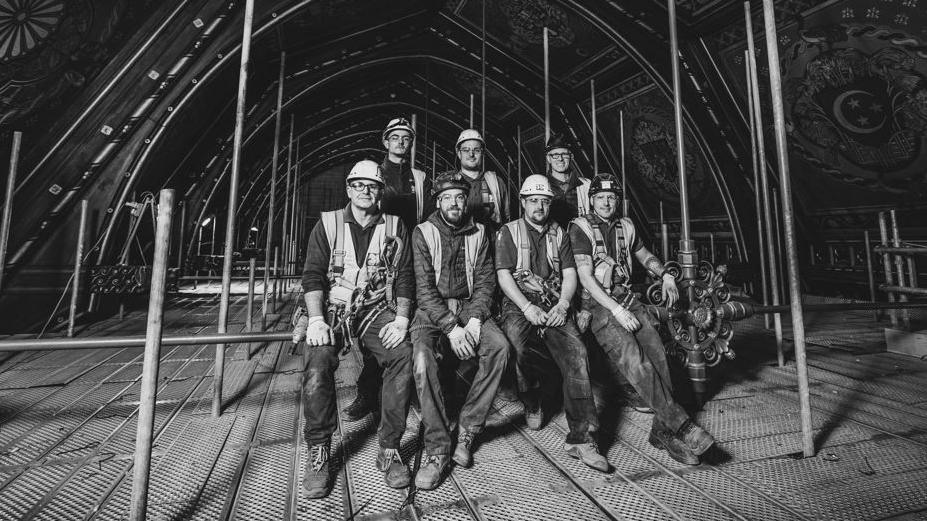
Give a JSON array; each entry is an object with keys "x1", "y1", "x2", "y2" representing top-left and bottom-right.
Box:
[{"x1": 832, "y1": 89, "x2": 887, "y2": 135}]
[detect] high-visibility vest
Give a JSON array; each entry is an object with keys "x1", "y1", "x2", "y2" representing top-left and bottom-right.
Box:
[
  {"x1": 503, "y1": 218, "x2": 562, "y2": 275},
  {"x1": 571, "y1": 215, "x2": 636, "y2": 289},
  {"x1": 417, "y1": 221, "x2": 485, "y2": 296},
  {"x1": 321, "y1": 210, "x2": 398, "y2": 295}
]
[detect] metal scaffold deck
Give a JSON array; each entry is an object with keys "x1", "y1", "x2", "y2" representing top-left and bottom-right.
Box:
[{"x1": 1, "y1": 294, "x2": 926, "y2": 520}]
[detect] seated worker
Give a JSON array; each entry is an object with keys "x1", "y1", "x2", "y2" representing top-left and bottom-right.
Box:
[
  {"x1": 295, "y1": 160, "x2": 415, "y2": 497},
  {"x1": 496, "y1": 174, "x2": 607, "y2": 472},
  {"x1": 410, "y1": 172, "x2": 510, "y2": 489},
  {"x1": 569, "y1": 173, "x2": 716, "y2": 465}
]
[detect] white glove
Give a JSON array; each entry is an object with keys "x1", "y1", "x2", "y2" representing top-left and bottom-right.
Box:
[
  {"x1": 464, "y1": 318, "x2": 482, "y2": 346},
  {"x1": 448, "y1": 325, "x2": 475, "y2": 360},
  {"x1": 378, "y1": 316, "x2": 409, "y2": 350},
  {"x1": 306, "y1": 317, "x2": 334, "y2": 346},
  {"x1": 611, "y1": 305, "x2": 641, "y2": 333}
]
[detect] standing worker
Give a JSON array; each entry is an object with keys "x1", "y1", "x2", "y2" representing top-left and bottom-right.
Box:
[
  {"x1": 341, "y1": 117, "x2": 433, "y2": 423},
  {"x1": 451, "y1": 129, "x2": 508, "y2": 229},
  {"x1": 544, "y1": 133, "x2": 592, "y2": 227}
]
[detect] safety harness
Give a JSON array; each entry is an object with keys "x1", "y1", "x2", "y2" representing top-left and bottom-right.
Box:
[
  {"x1": 571, "y1": 215, "x2": 636, "y2": 294},
  {"x1": 417, "y1": 220, "x2": 485, "y2": 314},
  {"x1": 575, "y1": 178, "x2": 592, "y2": 216},
  {"x1": 321, "y1": 210, "x2": 402, "y2": 351},
  {"x1": 504, "y1": 218, "x2": 564, "y2": 308}
]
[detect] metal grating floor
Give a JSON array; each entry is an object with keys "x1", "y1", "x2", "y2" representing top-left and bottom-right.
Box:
[{"x1": 0, "y1": 295, "x2": 926, "y2": 519}]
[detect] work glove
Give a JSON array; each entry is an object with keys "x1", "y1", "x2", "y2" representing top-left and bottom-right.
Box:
[
  {"x1": 306, "y1": 317, "x2": 335, "y2": 347},
  {"x1": 545, "y1": 299, "x2": 569, "y2": 328},
  {"x1": 611, "y1": 305, "x2": 641, "y2": 333},
  {"x1": 379, "y1": 316, "x2": 409, "y2": 350},
  {"x1": 522, "y1": 302, "x2": 547, "y2": 326},
  {"x1": 464, "y1": 318, "x2": 482, "y2": 346},
  {"x1": 448, "y1": 325, "x2": 476, "y2": 360},
  {"x1": 661, "y1": 273, "x2": 679, "y2": 309}
]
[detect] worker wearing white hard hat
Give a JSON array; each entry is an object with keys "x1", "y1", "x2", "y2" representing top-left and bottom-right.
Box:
[
  {"x1": 494, "y1": 174, "x2": 607, "y2": 473},
  {"x1": 545, "y1": 132, "x2": 592, "y2": 227},
  {"x1": 451, "y1": 128, "x2": 508, "y2": 229},
  {"x1": 296, "y1": 158, "x2": 416, "y2": 498}
]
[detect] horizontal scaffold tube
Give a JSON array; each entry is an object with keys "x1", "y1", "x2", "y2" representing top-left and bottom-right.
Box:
[
  {"x1": 0, "y1": 331, "x2": 292, "y2": 352},
  {"x1": 873, "y1": 246, "x2": 927, "y2": 255}
]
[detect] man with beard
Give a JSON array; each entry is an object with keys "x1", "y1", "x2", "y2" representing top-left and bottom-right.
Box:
[
  {"x1": 569, "y1": 173, "x2": 715, "y2": 465},
  {"x1": 544, "y1": 133, "x2": 592, "y2": 227},
  {"x1": 342, "y1": 117, "x2": 434, "y2": 424},
  {"x1": 297, "y1": 160, "x2": 415, "y2": 497},
  {"x1": 495, "y1": 174, "x2": 607, "y2": 472},
  {"x1": 410, "y1": 172, "x2": 510, "y2": 489},
  {"x1": 452, "y1": 129, "x2": 508, "y2": 229}
]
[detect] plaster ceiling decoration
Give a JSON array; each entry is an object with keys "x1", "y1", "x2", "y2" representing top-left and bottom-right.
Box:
[{"x1": 0, "y1": 0, "x2": 64, "y2": 61}]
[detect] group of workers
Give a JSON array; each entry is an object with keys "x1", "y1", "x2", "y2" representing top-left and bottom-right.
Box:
[{"x1": 293, "y1": 117, "x2": 715, "y2": 498}]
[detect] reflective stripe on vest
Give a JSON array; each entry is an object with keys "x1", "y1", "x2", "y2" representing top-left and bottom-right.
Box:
[
  {"x1": 321, "y1": 210, "x2": 397, "y2": 290},
  {"x1": 576, "y1": 178, "x2": 591, "y2": 216},
  {"x1": 411, "y1": 168, "x2": 426, "y2": 223},
  {"x1": 504, "y1": 219, "x2": 562, "y2": 274},
  {"x1": 483, "y1": 171, "x2": 503, "y2": 223},
  {"x1": 417, "y1": 221, "x2": 485, "y2": 296}
]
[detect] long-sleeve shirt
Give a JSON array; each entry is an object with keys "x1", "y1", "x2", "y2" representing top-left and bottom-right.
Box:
[
  {"x1": 548, "y1": 170, "x2": 586, "y2": 227},
  {"x1": 453, "y1": 170, "x2": 508, "y2": 228},
  {"x1": 412, "y1": 210, "x2": 495, "y2": 333},
  {"x1": 301, "y1": 205, "x2": 414, "y2": 303}
]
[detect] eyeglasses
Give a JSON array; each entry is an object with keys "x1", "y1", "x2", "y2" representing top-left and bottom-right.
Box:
[
  {"x1": 524, "y1": 197, "x2": 551, "y2": 206},
  {"x1": 349, "y1": 182, "x2": 382, "y2": 193},
  {"x1": 438, "y1": 193, "x2": 467, "y2": 203},
  {"x1": 547, "y1": 152, "x2": 571, "y2": 160},
  {"x1": 387, "y1": 135, "x2": 412, "y2": 144},
  {"x1": 459, "y1": 147, "x2": 483, "y2": 155},
  {"x1": 592, "y1": 194, "x2": 618, "y2": 203}
]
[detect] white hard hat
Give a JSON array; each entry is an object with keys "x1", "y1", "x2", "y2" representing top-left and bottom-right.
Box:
[
  {"x1": 346, "y1": 159, "x2": 384, "y2": 185},
  {"x1": 382, "y1": 117, "x2": 415, "y2": 140},
  {"x1": 519, "y1": 174, "x2": 554, "y2": 198},
  {"x1": 455, "y1": 128, "x2": 484, "y2": 149}
]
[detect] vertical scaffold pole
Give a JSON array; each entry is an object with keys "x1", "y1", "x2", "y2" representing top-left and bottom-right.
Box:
[
  {"x1": 215, "y1": 0, "x2": 255, "y2": 418},
  {"x1": 746, "y1": 47, "x2": 771, "y2": 330},
  {"x1": 863, "y1": 229, "x2": 879, "y2": 322},
  {"x1": 890, "y1": 210, "x2": 911, "y2": 329},
  {"x1": 128, "y1": 189, "x2": 174, "y2": 521},
  {"x1": 543, "y1": 27, "x2": 551, "y2": 144},
  {"x1": 264, "y1": 51, "x2": 285, "y2": 329},
  {"x1": 746, "y1": 1, "x2": 784, "y2": 365},
  {"x1": 762, "y1": 0, "x2": 814, "y2": 457},
  {"x1": 68, "y1": 200, "x2": 89, "y2": 337},
  {"x1": 591, "y1": 80, "x2": 598, "y2": 175},
  {"x1": 0, "y1": 131, "x2": 22, "y2": 294},
  {"x1": 619, "y1": 110, "x2": 628, "y2": 217}
]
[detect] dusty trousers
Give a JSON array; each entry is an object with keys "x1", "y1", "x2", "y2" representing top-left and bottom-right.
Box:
[
  {"x1": 302, "y1": 308, "x2": 413, "y2": 449},
  {"x1": 411, "y1": 308, "x2": 510, "y2": 455}
]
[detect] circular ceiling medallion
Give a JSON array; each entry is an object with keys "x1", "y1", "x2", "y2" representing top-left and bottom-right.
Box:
[{"x1": 0, "y1": 0, "x2": 65, "y2": 62}]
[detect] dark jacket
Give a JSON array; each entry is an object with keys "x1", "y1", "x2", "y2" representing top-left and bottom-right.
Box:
[
  {"x1": 380, "y1": 158, "x2": 433, "y2": 231},
  {"x1": 412, "y1": 210, "x2": 495, "y2": 333},
  {"x1": 548, "y1": 170, "x2": 584, "y2": 227}
]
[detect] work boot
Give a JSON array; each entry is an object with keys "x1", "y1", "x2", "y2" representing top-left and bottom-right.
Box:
[
  {"x1": 563, "y1": 441, "x2": 610, "y2": 472},
  {"x1": 676, "y1": 419, "x2": 715, "y2": 456},
  {"x1": 342, "y1": 393, "x2": 373, "y2": 422},
  {"x1": 376, "y1": 447, "x2": 410, "y2": 488},
  {"x1": 648, "y1": 420, "x2": 699, "y2": 465},
  {"x1": 414, "y1": 453, "x2": 448, "y2": 490},
  {"x1": 452, "y1": 428, "x2": 476, "y2": 468},
  {"x1": 302, "y1": 443, "x2": 332, "y2": 498},
  {"x1": 521, "y1": 392, "x2": 544, "y2": 430}
]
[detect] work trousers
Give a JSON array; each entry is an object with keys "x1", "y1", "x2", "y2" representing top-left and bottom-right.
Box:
[
  {"x1": 587, "y1": 298, "x2": 689, "y2": 432},
  {"x1": 411, "y1": 308, "x2": 510, "y2": 455},
  {"x1": 501, "y1": 303, "x2": 598, "y2": 444},
  {"x1": 302, "y1": 308, "x2": 413, "y2": 449}
]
